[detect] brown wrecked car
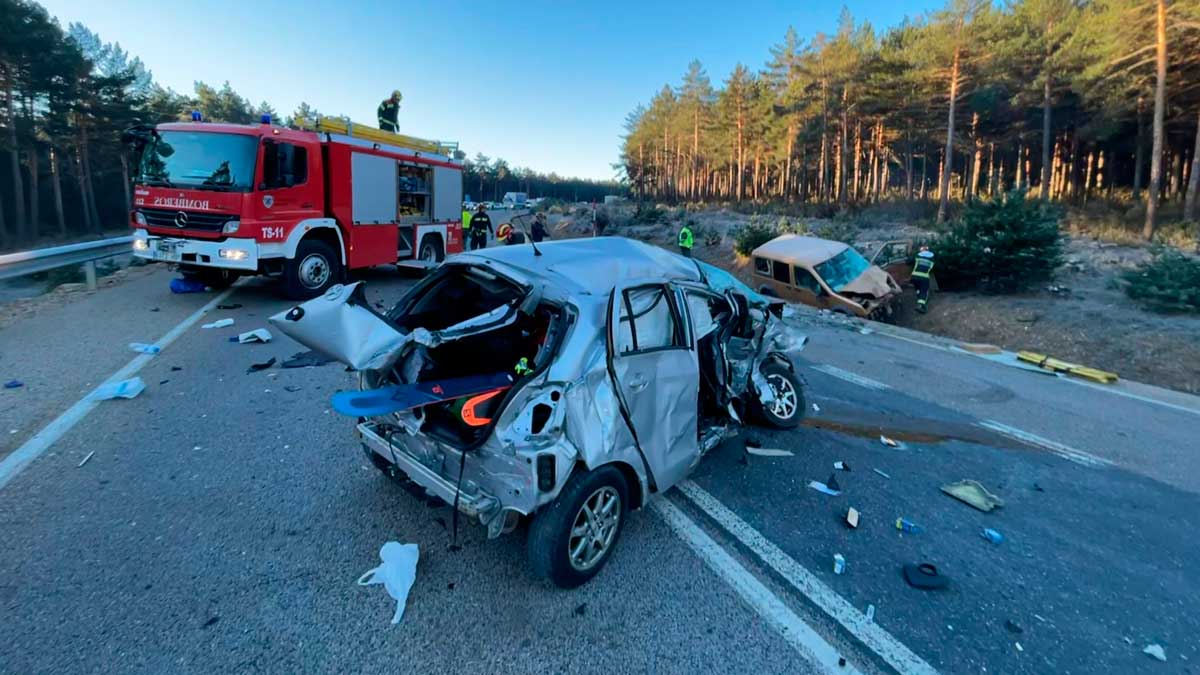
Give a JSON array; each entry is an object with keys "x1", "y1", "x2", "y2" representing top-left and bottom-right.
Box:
[{"x1": 751, "y1": 234, "x2": 902, "y2": 321}]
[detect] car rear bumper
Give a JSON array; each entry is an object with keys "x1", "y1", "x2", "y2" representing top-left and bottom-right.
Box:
[{"x1": 132, "y1": 229, "x2": 259, "y2": 271}]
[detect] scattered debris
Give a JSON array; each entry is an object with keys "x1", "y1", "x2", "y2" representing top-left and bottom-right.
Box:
[
  {"x1": 283, "y1": 385, "x2": 303, "y2": 393},
  {"x1": 1015, "y1": 642, "x2": 1024, "y2": 652},
  {"x1": 281, "y1": 350, "x2": 337, "y2": 368},
  {"x1": 865, "y1": 604, "x2": 875, "y2": 622},
  {"x1": 574, "y1": 603, "x2": 588, "y2": 617},
  {"x1": 170, "y1": 366, "x2": 182, "y2": 371},
  {"x1": 169, "y1": 278, "x2": 208, "y2": 294},
  {"x1": 1032, "y1": 483, "x2": 1045, "y2": 492},
  {"x1": 92, "y1": 377, "x2": 145, "y2": 400},
  {"x1": 150, "y1": 307, "x2": 160, "y2": 312},
  {"x1": 808, "y1": 480, "x2": 841, "y2": 497},
  {"x1": 1017, "y1": 350, "x2": 1119, "y2": 384},
  {"x1": 128, "y1": 342, "x2": 161, "y2": 354},
  {"x1": 744, "y1": 441, "x2": 795, "y2": 458},
  {"x1": 834, "y1": 461, "x2": 850, "y2": 471},
  {"x1": 202, "y1": 616, "x2": 220, "y2": 628},
  {"x1": 879, "y1": 435, "x2": 899, "y2": 448},
  {"x1": 77, "y1": 451, "x2": 96, "y2": 468},
  {"x1": 902, "y1": 563, "x2": 948, "y2": 590},
  {"x1": 812, "y1": 403, "x2": 821, "y2": 413},
  {"x1": 4, "y1": 380, "x2": 23, "y2": 389},
  {"x1": 833, "y1": 553, "x2": 846, "y2": 575},
  {"x1": 202, "y1": 318, "x2": 234, "y2": 329},
  {"x1": 858, "y1": 327, "x2": 874, "y2": 335},
  {"x1": 1034, "y1": 614, "x2": 1047, "y2": 624},
  {"x1": 873, "y1": 468, "x2": 891, "y2": 479},
  {"x1": 159, "y1": 380, "x2": 169, "y2": 385},
  {"x1": 825, "y1": 473, "x2": 841, "y2": 492},
  {"x1": 895, "y1": 518, "x2": 924, "y2": 534},
  {"x1": 1005, "y1": 619, "x2": 1023, "y2": 634},
  {"x1": 216, "y1": 303, "x2": 243, "y2": 310},
  {"x1": 237, "y1": 329, "x2": 273, "y2": 344},
  {"x1": 1143, "y1": 644, "x2": 1167, "y2": 662},
  {"x1": 941, "y1": 480, "x2": 1005, "y2": 512},
  {"x1": 846, "y1": 508, "x2": 860, "y2": 529},
  {"x1": 447, "y1": 582, "x2": 456, "y2": 590},
  {"x1": 982, "y1": 528, "x2": 1005, "y2": 544},
  {"x1": 357, "y1": 541, "x2": 419, "y2": 625},
  {"x1": 246, "y1": 357, "x2": 277, "y2": 374},
  {"x1": 1046, "y1": 284, "x2": 1070, "y2": 295}
]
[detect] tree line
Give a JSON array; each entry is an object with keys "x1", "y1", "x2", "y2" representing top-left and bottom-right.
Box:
[
  {"x1": 461, "y1": 153, "x2": 619, "y2": 204},
  {"x1": 0, "y1": 0, "x2": 618, "y2": 251},
  {"x1": 620, "y1": 0, "x2": 1200, "y2": 239}
]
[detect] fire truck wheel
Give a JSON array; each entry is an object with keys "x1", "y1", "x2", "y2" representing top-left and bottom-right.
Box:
[
  {"x1": 418, "y1": 235, "x2": 444, "y2": 264},
  {"x1": 285, "y1": 239, "x2": 340, "y2": 299}
]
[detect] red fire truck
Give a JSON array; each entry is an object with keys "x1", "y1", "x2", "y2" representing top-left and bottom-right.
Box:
[{"x1": 127, "y1": 115, "x2": 464, "y2": 298}]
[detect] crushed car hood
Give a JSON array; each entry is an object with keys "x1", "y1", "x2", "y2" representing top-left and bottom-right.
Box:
[{"x1": 840, "y1": 265, "x2": 897, "y2": 298}]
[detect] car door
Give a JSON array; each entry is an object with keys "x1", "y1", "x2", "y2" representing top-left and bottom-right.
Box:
[
  {"x1": 870, "y1": 240, "x2": 914, "y2": 285},
  {"x1": 607, "y1": 282, "x2": 700, "y2": 492},
  {"x1": 254, "y1": 140, "x2": 321, "y2": 243}
]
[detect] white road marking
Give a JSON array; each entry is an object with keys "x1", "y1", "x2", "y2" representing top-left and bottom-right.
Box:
[
  {"x1": 0, "y1": 286, "x2": 239, "y2": 490},
  {"x1": 650, "y1": 496, "x2": 860, "y2": 674},
  {"x1": 810, "y1": 364, "x2": 891, "y2": 391},
  {"x1": 977, "y1": 420, "x2": 1112, "y2": 468},
  {"x1": 675, "y1": 480, "x2": 939, "y2": 675}
]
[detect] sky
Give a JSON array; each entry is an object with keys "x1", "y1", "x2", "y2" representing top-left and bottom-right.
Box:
[{"x1": 38, "y1": 1, "x2": 944, "y2": 181}]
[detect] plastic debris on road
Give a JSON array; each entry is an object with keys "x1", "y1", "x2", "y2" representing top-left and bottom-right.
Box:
[
  {"x1": 895, "y1": 518, "x2": 924, "y2": 534},
  {"x1": 941, "y1": 479, "x2": 1005, "y2": 512},
  {"x1": 1143, "y1": 644, "x2": 1167, "y2": 662},
  {"x1": 169, "y1": 278, "x2": 208, "y2": 294},
  {"x1": 833, "y1": 553, "x2": 846, "y2": 575},
  {"x1": 128, "y1": 342, "x2": 161, "y2": 354},
  {"x1": 834, "y1": 461, "x2": 850, "y2": 471},
  {"x1": 873, "y1": 468, "x2": 891, "y2": 479},
  {"x1": 357, "y1": 541, "x2": 419, "y2": 625},
  {"x1": 281, "y1": 350, "x2": 337, "y2": 368},
  {"x1": 4, "y1": 380, "x2": 23, "y2": 389},
  {"x1": 982, "y1": 528, "x2": 1005, "y2": 544},
  {"x1": 879, "y1": 435, "x2": 901, "y2": 448},
  {"x1": 246, "y1": 357, "x2": 276, "y2": 374},
  {"x1": 812, "y1": 403, "x2": 821, "y2": 413},
  {"x1": 202, "y1": 318, "x2": 234, "y2": 329},
  {"x1": 91, "y1": 377, "x2": 145, "y2": 400},
  {"x1": 216, "y1": 303, "x2": 243, "y2": 310},
  {"x1": 238, "y1": 329, "x2": 273, "y2": 344},
  {"x1": 77, "y1": 451, "x2": 96, "y2": 467},
  {"x1": 846, "y1": 507, "x2": 860, "y2": 528},
  {"x1": 865, "y1": 604, "x2": 875, "y2": 622},
  {"x1": 744, "y1": 440, "x2": 794, "y2": 458},
  {"x1": 808, "y1": 480, "x2": 841, "y2": 496}
]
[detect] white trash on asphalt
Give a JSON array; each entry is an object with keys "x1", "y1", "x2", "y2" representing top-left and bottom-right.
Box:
[
  {"x1": 1143, "y1": 644, "x2": 1167, "y2": 662},
  {"x1": 238, "y1": 328, "x2": 273, "y2": 344},
  {"x1": 358, "y1": 542, "x2": 419, "y2": 625},
  {"x1": 202, "y1": 318, "x2": 234, "y2": 329},
  {"x1": 91, "y1": 377, "x2": 145, "y2": 400}
]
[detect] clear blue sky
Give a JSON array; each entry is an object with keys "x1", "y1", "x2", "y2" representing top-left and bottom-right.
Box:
[{"x1": 39, "y1": 1, "x2": 943, "y2": 181}]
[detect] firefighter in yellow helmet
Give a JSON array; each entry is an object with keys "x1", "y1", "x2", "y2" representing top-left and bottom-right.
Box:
[{"x1": 377, "y1": 90, "x2": 401, "y2": 133}]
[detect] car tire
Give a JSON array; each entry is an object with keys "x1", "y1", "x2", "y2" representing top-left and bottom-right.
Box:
[
  {"x1": 754, "y1": 361, "x2": 805, "y2": 429},
  {"x1": 527, "y1": 465, "x2": 629, "y2": 589},
  {"x1": 418, "y1": 234, "x2": 444, "y2": 264},
  {"x1": 284, "y1": 239, "x2": 340, "y2": 300}
]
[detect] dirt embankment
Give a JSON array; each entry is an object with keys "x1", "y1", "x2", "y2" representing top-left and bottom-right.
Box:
[{"x1": 549, "y1": 206, "x2": 1200, "y2": 394}]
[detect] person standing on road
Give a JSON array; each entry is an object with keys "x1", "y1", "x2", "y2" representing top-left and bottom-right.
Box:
[
  {"x1": 678, "y1": 223, "x2": 694, "y2": 257},
  {"x1": 911, "y1": 246, "x2": 935, "y2": 313},
  {"x1": 469, "y1": 204, "x2": 492, "y2": 250},
  {"x1": 377, "y1": 90, "x2": 401, "y2": 133},
  {"x1": 461, "y1": 206, "x2": 472, "y2": 242},
  {"x1": 531, "y1": 212, "x2": 549, "y2": 243}
]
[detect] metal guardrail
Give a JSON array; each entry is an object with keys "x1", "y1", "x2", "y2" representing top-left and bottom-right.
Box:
[{"x1": 0, "y1": 236, "x2": 134, "y2": 290}]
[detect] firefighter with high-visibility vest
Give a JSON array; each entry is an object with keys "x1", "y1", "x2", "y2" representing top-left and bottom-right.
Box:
[
  {"x1": 678, "y1": 223, "x2": 694, "y2": 257},
  {"x1": 377, "y1": 90, "x2": 401, "y2": 133},
  {"x1": 461, "y1": 206, "x2": 472, "y2": 242},
  {"x1": 911, "y1": 246, "x2": 935, "y2": 313}
]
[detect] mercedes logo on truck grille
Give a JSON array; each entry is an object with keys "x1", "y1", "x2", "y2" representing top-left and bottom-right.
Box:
[{"x1": 174, "y1": 211, "x2": 189, "y2": 228}]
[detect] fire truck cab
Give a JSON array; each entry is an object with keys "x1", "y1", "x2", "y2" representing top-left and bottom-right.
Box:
[{"x1": 128, "y1": 116, "x2": 463, "y2": 298}]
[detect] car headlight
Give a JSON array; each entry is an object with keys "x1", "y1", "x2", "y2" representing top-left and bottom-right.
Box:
[
  {"x1": 133, "y1": 239, "x2": 149, "y2": 251},
  {"x1": 134, "y1": 211, "x2": 147, "y2": 226},
  {"x1": 219, "y1": 248, "x2": 248, "y2": 261},
  {"x1": 221, "y1": 220, "x2": 240, "y2": 234}
]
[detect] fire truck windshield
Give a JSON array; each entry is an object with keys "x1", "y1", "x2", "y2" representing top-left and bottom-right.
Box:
[{"x1": 138, "y1": 131, "x2": 258, "y2": 192}]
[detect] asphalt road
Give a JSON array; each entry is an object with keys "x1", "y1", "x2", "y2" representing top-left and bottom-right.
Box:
[{"x1": 1, "y1": 255, "x2": 1197, "y2": 674}]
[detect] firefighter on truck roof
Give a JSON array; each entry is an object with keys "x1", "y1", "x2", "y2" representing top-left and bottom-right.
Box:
[{"x1": 377, "y1": 90, "x2": 401, "y2": 133}]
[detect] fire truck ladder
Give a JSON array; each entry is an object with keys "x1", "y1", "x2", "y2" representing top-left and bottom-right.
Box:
[{"x1": 296, "y1": 116, "x2": 460, "y2": 158}]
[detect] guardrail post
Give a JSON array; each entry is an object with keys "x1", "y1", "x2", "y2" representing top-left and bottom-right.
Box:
[{"x1": 84, "y1": 261, "x2": 97, "y2": 291}]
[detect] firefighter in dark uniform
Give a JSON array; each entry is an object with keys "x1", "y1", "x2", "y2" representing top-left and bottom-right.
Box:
[
  {"x1": 377, "y1": 90, "x2": 401, "y2": 133},
  {"x1": 531, "y1": 212, "x2": 549, "y2": 242},
  {"x1": 468, "y1": 204, "x2": 492, "y2": 250},
  {"x1": 912, "y1": 246, "x2": 935, "y2": 313}
]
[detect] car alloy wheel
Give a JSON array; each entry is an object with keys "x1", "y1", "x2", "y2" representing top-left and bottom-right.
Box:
[{"x1": 567, "y1": 486, "x2": 621, "y2": 572}]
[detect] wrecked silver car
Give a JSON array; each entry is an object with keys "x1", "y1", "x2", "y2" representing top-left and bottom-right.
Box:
[{"x1": 271, "y1": 237, "x2": 807, "y2": 588}]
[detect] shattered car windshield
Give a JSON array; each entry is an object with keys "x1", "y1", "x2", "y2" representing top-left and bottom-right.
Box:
[
  {"x1": 814, "y1": 248, "x2": 871, "y2": 292},
  {"x1": 138, "y1": 131, "x2": 257, "y2": 192}
]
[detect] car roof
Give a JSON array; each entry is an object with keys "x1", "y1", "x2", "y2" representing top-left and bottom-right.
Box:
[
  {"x1": 461, "y1": 237, "x2": 703, "y2": 296},
  {"x1": 752, "y1": 234, "x2": 849, "y2": 268}
]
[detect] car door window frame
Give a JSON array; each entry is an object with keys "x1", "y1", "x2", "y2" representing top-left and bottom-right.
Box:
[
  {"x1": 792, "y1": 266, "x2": 824, "y2": 295},
  {"x1": 617, "y1": 284, "x2": 686, "y2": 356}
]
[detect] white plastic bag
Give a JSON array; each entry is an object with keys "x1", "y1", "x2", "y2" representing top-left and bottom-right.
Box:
[{"x1": 357, "y1": 542, "x2": 419, "y2": 624}]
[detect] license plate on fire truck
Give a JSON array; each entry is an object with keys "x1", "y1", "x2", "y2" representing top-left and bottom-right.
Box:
[{"x1": 151, "y1": 238, "x2": 183, "y2": 261}]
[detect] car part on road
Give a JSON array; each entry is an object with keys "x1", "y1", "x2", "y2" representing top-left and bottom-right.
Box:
[
  {"x1": 77, "y1": 451, "x2": 96, "y2": 468},
  {"x1": 202, "y1": 318, "x2": 234, "y2": 329},
  {"x1": 941, "y1": 479, "x2": 1005, "y2": 512},
  {"x1": 246, "y1": 357, "x2": 276, "y2": 374},
  {"x1": 357, "y1": 541, "x2": 419, "y2": 625},
  {"x1": 331, "y1": 373, "x2": 512, "y2": 417},
  {"x1": 808, "y1": 480, "x2": 841, "y2": 497},
  {"x1": 91, "y1": 377, "x2": 145, "y2": 400},
  {"x1": 879, "y1": 435, "x2": 900, "y2": 448},
  {"x1": 902, "y1": 563, "x2": 948, "y2": 589},
  {"x1": 743, "y1": 438, "x2": 794, "y2": 457},
  {"x1": 982, "y1": 528, "x2": 1004, "y2": 544},
  {"x1": 281, "y1": 350, "x2": 336, "y2": 368},
  {"x1": 833, "y1": 553, "x2": 846, "y2": 575},
  {"x1": 846, "y1": 508, "x2": 860, "y2": 529},
  {"x1": 834, "y1": 461, "x2": 850, "y2": 471},
  {"x1": 1016, "y1": 350, "x2": 1119, "y2": 384},
  {"x1": 895, "y1": 518, "x2": 924, "y2": 534},
  {"x1": 4, "y1": 380, "x2": 24, "y2": 389},
  {"x1": 128, "y1": 342, "x2": 161, "y2": 354},
  {"x1": 1143, "y1": 644, "x2": 1167, "y2": 662},
  {"x1": 873, "y1": 468, "x2": 891, "y2": 479},
  {"x1": 237, "y1": 329, "x2": 272, "y2": 344}
]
